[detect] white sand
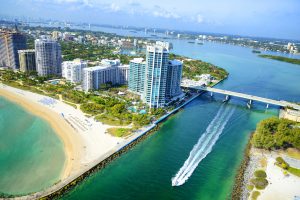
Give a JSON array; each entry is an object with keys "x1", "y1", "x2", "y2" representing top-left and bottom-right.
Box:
[
  {"x1": 0, "y1": 83, "x2": 124, "y2": 180},
  {"x1": 258, "y1": 155, "x2": 300, "y2": 200}
]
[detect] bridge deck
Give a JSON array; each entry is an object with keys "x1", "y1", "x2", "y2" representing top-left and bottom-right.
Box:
[{"x1": 190, "y1": 86, "x2": 300, "y2": 110}]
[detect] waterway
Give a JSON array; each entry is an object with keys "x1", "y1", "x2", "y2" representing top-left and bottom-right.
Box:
[
  {"x1": 60, "y1": 27, "x2": 300, "y2": 199},
  {"x1": 0, "y1": 96, "x2": 65, "y2": 196}
]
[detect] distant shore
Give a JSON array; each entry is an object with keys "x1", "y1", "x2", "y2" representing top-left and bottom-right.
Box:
[{"x1": 258, "y1": 54, "x2": 300, "y2": 65}]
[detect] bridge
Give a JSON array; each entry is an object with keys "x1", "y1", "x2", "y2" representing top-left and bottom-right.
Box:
[{"x1": 188, "y1": 85, "x2": 300, "y2": 110}]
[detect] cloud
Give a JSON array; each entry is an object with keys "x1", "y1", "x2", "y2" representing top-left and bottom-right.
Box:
[
  {"x1": 196, "y1": 14, "x2": 204, "y2": 23},
  {"x1": 128, "y1": 1, "x2": 140, "y2": 7},
  {"x1": 110, "y1": 3, "x2": 120, "y2": 12},
  {"x1": 152, "y1": 5, "x2": 181, "y2": 19}
]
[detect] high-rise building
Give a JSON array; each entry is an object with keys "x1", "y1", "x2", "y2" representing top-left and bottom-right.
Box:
[
  {"x1": 166, "y1": 60, "x2": 183, "y2": 100},
  {"x1": 143, "y1": 42, "x2": 170, "y2": 108},
  {"x1": 128, "y1": 58, "x2": 146, "y2": 94},
  {"x1": 128, "y1": 41, "x2": 182, "y2": 108},
  {"x1": 0, "y1": 31, "x2": 27, "y2": 70},
  {"x1": 62, "y1": 59, "x2": 87, "y2": 83},
  {"x1": 18, "y1": 49, "x2": 36, "y2": 72},
  {"x1": 35, "y1": 38, "x2": 62, "y2": 76},
  {"x1": 82, "y1": 59, "x2": 129, "y2": 92}
]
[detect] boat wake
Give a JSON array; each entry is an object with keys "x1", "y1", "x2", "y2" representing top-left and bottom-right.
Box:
[{"x1": 171, "y1": 104, "x2": 235, "y2": 186}]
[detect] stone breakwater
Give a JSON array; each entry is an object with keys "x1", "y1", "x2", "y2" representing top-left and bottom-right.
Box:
[
  {"x1": 231, "y1": 133, "x2": 253, "y2": 200},
  {"x1": 42, "y1": 125, "x2": 161, "y2": 200}
]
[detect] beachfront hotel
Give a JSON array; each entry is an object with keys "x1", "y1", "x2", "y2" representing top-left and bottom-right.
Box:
[
  {"x1": 82, "y1": 59, "x2": 129, "y2": 92},
  {"x1": 62, "y1": 59, "x2": 87, "y2": 83},
  {"x1": 128, "y1": 58, "x2": 146, "y2": 94},
  {"x1": 0, "y1": 31, "x2": 27, "y2": 70},
  {"x1": 18, "y1": 49, "x2": 36, "y2": 72},
  {"x1": 128, "y1": 41, "x2": 183, "y2": 108},
  {"x1": 143, "y1": 42, "x2": 170, "y2": 108},
  {"x1": 35, "y1": 38, "x2": 62, "y2": 76}
]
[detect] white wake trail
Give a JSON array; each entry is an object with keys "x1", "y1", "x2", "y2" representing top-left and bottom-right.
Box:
[{"x1": 172, "y1": 105, "x2": 235, "y2": 186}]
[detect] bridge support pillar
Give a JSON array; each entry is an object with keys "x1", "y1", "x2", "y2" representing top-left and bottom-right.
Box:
[
  {"x1": 210, "y1": 92, "x2": 213, "y2": 97},
  {"x1": 266, "y1": 104, "x2": 269, "y2": 109}
]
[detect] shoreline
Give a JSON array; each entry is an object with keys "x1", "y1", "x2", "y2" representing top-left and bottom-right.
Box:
[
  {"x1": 0, "y1": 86, "x2": 82, "y2": 181},
  {"x1": 231, "y1": 133, "x2": 253, "y2": 200},
  {"x1": 0, "y1": 83, "x2": 123, "y2": 198}
]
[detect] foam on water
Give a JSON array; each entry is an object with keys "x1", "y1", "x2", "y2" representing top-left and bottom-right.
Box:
[{"x1": 172, "y1": 104, "x2": 235, "y2": 186}]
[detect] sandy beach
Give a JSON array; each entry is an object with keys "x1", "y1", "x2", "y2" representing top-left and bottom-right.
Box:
[
  {"x1": 0, "y1": 83, "x2": 124, "y2": 181},
  {"x1": 259, "y1": 156, "x2": 300, "y2": 200},
  {"x1": 243, "y1": 148, "x2": 300, "y2": 200}
]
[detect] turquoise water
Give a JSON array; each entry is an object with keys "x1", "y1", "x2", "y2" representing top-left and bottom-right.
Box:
[
  {"x1": 0, "y1": 96, "x2": 65, "y2": 196},
  {"x1": 61, "y1": 29, "x2": 300, "y2": 200}
]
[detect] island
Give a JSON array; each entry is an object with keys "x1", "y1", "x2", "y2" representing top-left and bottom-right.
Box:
[{"x1": 258, "y1": 54, "x2": 300, "y2": 65}]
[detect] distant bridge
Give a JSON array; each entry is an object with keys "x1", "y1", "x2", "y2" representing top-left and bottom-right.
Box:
[{"x1": 186, "y1": 85, "x2": 300, "y2": 110}]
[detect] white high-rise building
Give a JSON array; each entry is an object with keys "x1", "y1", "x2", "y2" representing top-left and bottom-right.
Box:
[
  {"x1": 62, "y1": 59, "x2": 87, "y2": 83},
  {"x1": 35, "y1": 38, "x2": 62, "y2": 76},
  {"x1": 82, "y1": 59, "x2": 129, "y2": 92},
  {"x1": 143, "y1": 42, "x2": 170, "y2": 108},
  {"x1": 128, "y1": 41, "x2": 182, "y2": 108}
]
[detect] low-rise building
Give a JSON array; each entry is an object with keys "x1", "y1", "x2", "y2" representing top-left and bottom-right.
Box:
[
  {"x1": 82, "y1": 59, "x2": 129, "y2": 92},
  {"x1": 62, "y1": 59, "x2": 87, "y2": 83}
]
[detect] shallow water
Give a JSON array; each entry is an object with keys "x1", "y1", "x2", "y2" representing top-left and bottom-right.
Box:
[{"x1": 0, "y1": 96, "x2": 65, "y2": 195}]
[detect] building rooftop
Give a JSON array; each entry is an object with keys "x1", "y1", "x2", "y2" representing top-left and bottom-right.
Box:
[
  {"x1": 18, "y1": 49, "x2": 35, "y2": 53},
  {"x1": 146, "y1": 41, "x2": 172, "y2": 52},
  {"x1": 101, "y1": 59, "x2": 120, "y2": 66},
  {"x1": 83, "y1": 63, "x2": 128, "y2": 71},
  {"x1": 62, "y1": 59, "x2": 87, "y2": 64},
  {"x1": 83, "y1": 65, "x2": 113, "y2": 71},
  {"x1": 130, "y1": 58, "x2": 145, "y2": 64},
  {"x1": 169, "y1": 59, "x2": 182, "y2": 66}
]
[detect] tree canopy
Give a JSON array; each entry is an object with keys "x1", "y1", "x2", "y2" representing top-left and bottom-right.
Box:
[{"x1": 252, "y1": 117, "x2": 300, "y2": 150}]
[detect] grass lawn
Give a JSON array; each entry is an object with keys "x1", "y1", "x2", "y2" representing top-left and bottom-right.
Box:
[
  {"x1": 107, "y1": 128, "x2": 132, "y2": 137},
  {"x1": 95, "y1": 114, "x2": 131, "y2": 126}
]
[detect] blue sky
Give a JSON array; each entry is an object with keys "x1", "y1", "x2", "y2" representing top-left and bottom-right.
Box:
[{"x1": 1, "y1": 0, "x2": 300, "y2": 40}]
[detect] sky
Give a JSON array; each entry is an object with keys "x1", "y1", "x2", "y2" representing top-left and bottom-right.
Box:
[{"x1": 0, "y1": 0, "x2": 300, "y2": 40}]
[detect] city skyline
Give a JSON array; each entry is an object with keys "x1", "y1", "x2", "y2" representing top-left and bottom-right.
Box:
[{"x1": 0, "y1": 0, "x2": 300, "y2": 40}]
